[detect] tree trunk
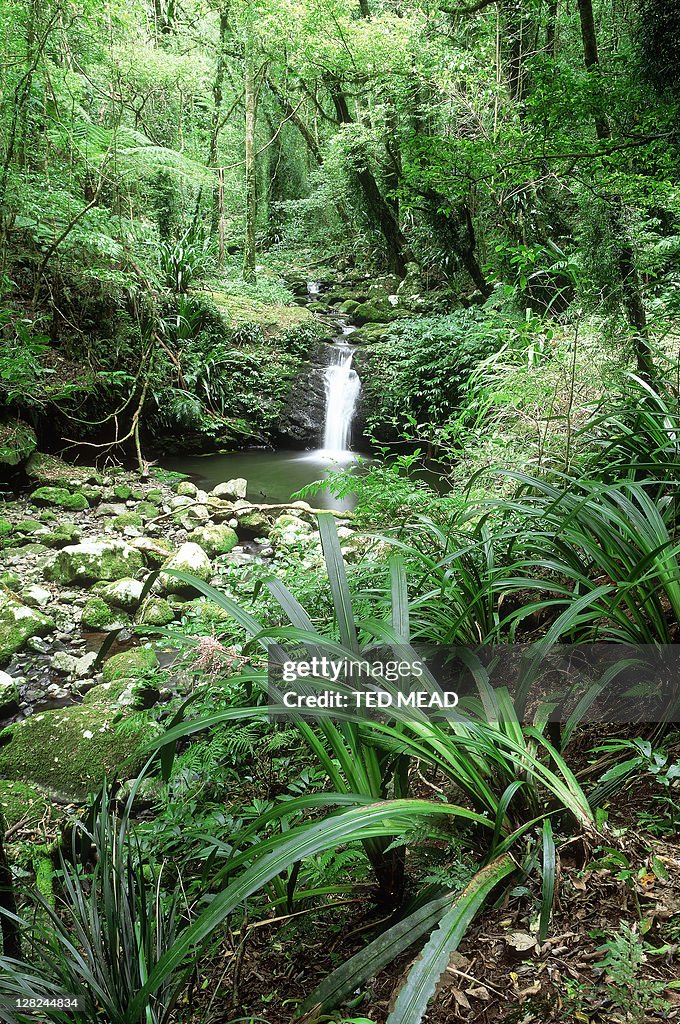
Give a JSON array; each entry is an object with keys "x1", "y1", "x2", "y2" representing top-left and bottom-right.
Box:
[
  {"x1": 210, "y1": 8, "x2": 231, "y2": 238},
  {"x1": 575, "y1": 0, "x2": 653, "y2": 379},
  {"x1": 243, "y1": 49, "x2": 258, "y2": 283}
]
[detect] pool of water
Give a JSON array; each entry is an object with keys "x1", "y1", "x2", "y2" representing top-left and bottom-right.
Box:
[{"x1": 162, "y1": 448, "x2": 365, "y2": 511}]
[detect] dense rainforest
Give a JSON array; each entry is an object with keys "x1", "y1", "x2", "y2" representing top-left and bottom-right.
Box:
[{"x1": 0, "y1": 0, "x2": 680, "y2": 1022}]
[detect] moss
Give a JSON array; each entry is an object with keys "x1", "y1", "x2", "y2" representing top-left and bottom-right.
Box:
[
  {"x1": 137, "y1": 598, "x2": 175, "y2": 626},
  {"x1": 34, "y1": 853, "x2": 55, "y2": 907},
  {"x1": 0, "y1": 572, "x2": 20, "y2": 589},
  {"x1": 0, "y1": 519, "x2": 12, "y2": 540},
  {"x1": 102, "y1": 646, "x2": 159, "y2": 683},
  {"x1": 207, "y1": 289, "x2": 313, "y2": 336},
  {"x1": 14, "y1": 519, "x2": 45, "y2": 535},
  {"x1": 190, "y1": 524, "x2": 239, "y2": 557},
  {"x1": 0, "y1": 595, "x2": 54, "y2": 664},
  {"x1": 0, "y1": 420, "x2": 37, "y2": 467},
  {"x1": 112, "y1": 512, "x2": 142, "y2": 531},
  {"x1": 41, "y1": 523, "x2": 82, "y2": 548},
  {"x1": 30, "y1": 486, "x2": 89, "y2": 511},
  {"x1": 0, "y1": 780, "x2": 51, "y2": 830},
  {"x1": 145, "y1": 489, "x2": 164, "y2": 505},
  {"x1": 81, "y1": 597, "x2": 130, "y2": 631},
  {"x1": 82, "y1": 677, "x2": 160, "y2": 710},
  {"x1": 112, "y1": 484, "x2": 133, "y2": 500},
  {"x1": 0, "y1": 705, "x2": 161, "y2": 801},
  {"x1": 26, "y1": 452, "x2": 102, "y2": 486},
  {"x1": 45, "y1": 540, "x2": 144, "y2": 585},
  {"x1": 136, "y1": 502, "x2": 158, "y2": 519}
]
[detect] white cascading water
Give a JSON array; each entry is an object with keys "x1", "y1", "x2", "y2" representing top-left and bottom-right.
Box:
[{"x1": 321, "y1": 326, "x2": 361, "y2": 458}]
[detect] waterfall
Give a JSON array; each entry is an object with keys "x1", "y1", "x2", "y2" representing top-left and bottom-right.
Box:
[{"x1": 322, "y1": 330, "x2": 361, "y2": 457}]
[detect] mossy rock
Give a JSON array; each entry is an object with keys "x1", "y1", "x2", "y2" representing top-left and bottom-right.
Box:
[
  {"x1": 26, "y1": 452, "x2": 102, "y2": 486},
  {"x1": 0, "y1": 594, "x2": 54, "y2": 665},
  {"x1": 41, "y1": 523, "x2": 83, "y2": 549},
  {"x1": 136, "y1": 502, "x2": 158, "y2": 519},
  {"x1": 0, "y1": 705, "x2": 161, "y2": 802},
  {"x1": 353, "y1": 301, "x2": 396, "y2": 325},
  {"x1": 80, "y1": 485, "x2": 103, "y2": 504},
  {"x1": 112, "y1": 484, "x2": 133, "y2": 501},
  {"x1": 189, "y1": 524, "x2": 239, "y2": 558},
  {"x1": 81, "y1": 597, "x2": 130, "y2": 631},
  {"x1": 94, "y1": 578, "x2": 144, "y2": 611},
  {"x1": 82, "y1": 677, "x2": 160, "y2": 710},
  {"x1": 145, "y1": 489, "x2": 164, "y2": 506},
  {"x1": 45, "y1": 540, "x2": 144, "y2": 585},
  {"x1": 102, "y1": 646, "x2": 159, "y2": 683},
  {"x1": 350, "y1": 322, "x2": 393, "y2": 345},
  {"x1": 14, "y1": 519, "x2": 45, "y2": 536},
  {"x1": 30, "y1": 487, "x2": 89, "y2": 512},
  {"x1": 112, "y1": 512, "x2": 142, "y2": 532},
  {"x1": 137, "y1": 597, "x2": 175, "y2": 626},
  {"x1": 0, "y1": 420, "x2": 37, "y2": 467},
  {"x1": 338, "y1": 299, "x2": 360, "y2": 314},
  {"x1": 0, "y1": 572, "x2": 20, "y2": 589},
  {"x1": 159, "y1": 543, "x2": 213, "y2": 594},
  {"x1": 235, "y1": 510, "x2": 270, "y2": 534}
]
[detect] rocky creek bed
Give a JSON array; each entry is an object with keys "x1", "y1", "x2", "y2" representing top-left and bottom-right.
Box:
[{"x1": 0, "y1": 449, "x2": 364, "y2": 832}]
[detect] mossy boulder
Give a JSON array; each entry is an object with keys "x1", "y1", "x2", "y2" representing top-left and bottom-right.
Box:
[
  {"x1": 112, "y1": 484, "x2": 133, "y2": 501},
  {"x1": 82, "y1": 677, "x2": 160, "y2": 710},
  {"x1": 137, "y1": 598, "x2": 175, "y2": 626},
  {"x1": 212, "y1": 478, "x2": 248, "y2": 500},
  {"x1": 159, "y1": 542, "x2": 212, "y2": 594},
  {"x1": 235, "y1": 510, "x2": 270, "y2": 535},
  {"x1": 112, "y1": 512, "x2": 142, "y2": 532},
  {"x1": 136, "y1": 502, "x2": 158, "y2": 519},
  {"x1": 30, "y1": 487, "x2": 89, "y2": 511},
  {"x1": 94, "y1": 578, "x2": 144, "y2": 611},
  {"x1": 0, "y1": 420, "x2": 37, "y2": 467},
  {"x1": 0, "y1": 780, "x2": 52, "y2": 831},
  {"x1": 14, "y1": 519, "x2": 45, "y2": 536},
  {"x1": 175, "y1": 481, "x2": 198, "y2": 497},
  {"x1": 45, "y1": 540, "x2": 144, "y2": 585},
  {"x1": 0, "y1": 704, "x2": 161, "y2": 802},
  {"x1": 189, "y1": 524, "x2": 239, "y2": 558},
  {"x1": 81, "y1": 597, "x2": 130, "y2": 631},
  {"x1": 145, "y1": 489, "x2": 164, "y2": 506},
  {"x1": 0, "y1": 572, "x2": 20, "y2": 589},
  {"x1": 353, "y1": 301, "x2": 395, "y2": 325},
  {"x1": 26, "y1": 452, "x2": 102, "y2": 486},
  {"x1": 0, "y1": 593, "x2": 54, "y2": 665},
  {"x1": 102, "y1": 646, "x2": 159, "y2": 683},
  {"x1": 40, "y1": 523, "x2": 83, "y2": 549},
  {"x1": 338, "y1": 298, "x2": 360, "y2": 314}
]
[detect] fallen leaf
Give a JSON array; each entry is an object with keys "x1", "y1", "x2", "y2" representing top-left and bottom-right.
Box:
[{"x1": 507, "y1": 930, "x2": 538, "y2": 952}]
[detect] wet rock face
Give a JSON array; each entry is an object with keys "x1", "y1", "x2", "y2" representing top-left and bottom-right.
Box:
[{"x1": 274, "y1": 344, "x2": 329, "y2": 447}]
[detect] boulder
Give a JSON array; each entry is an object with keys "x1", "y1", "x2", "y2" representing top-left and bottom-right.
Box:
[
  {"x1": 211, "y1": 478, "x2": 248, "y2": 500},
  {"x1": 45, "y1": 540, "x2": 144, "y2": 585},
  {"x1": 137, "y1": 597, "x2": 175, "y2": 626},
  {"x1": 0, "y1": 593, "x2": 54, "y2": 665},
  {"x1": 102, "y1": 646, "x2": 158, "y2": 683},
  {"x1": 0, "y1": 704, "x2": 161, "y2": 802},
  {"x1": 175, "y1": 481, "x2": 198, "y2": 497},
  {"x1": 26, "y1": 452, "x2": 102, "y2": 486},
  {"x1": 235, "y1": 509, "x2": 270, "y2": 535},
  {"x1": 40, "y1": 524, "x2": 82, "y2": 548},
  {"x1": 189, "y1": 524, "x2": 238, "y2": 558},
  {"x1": 112, "y1": 512, "x2": 142, "y2": 532},
  {"x1": 95, "y1": 578, "x2": 144, "y2": 611},
  {"x1": 21, "y1": 584, "x2": 51, "y2": 608},
  {"x1": 30, "y1": 487, "x2": 89, "y2": 511},
  {"x1": 81, "y1": 597, "x2": 130, "y2": 631},
  {"x1": 130, "y1": 536, "x2": 175, "y2": 567},
  {"x1": 159, "y1": 542, "x2": 212, "y2": 594}
]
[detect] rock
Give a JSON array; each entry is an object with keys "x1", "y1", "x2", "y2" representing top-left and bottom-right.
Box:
[
  {"x1": 0, "y1": 672, "x2": 20, "y2": 716},
  {"x1": 235, "y1": 510, "x2": 270, "y2": 535},
  {"x1": 95, "y1": 502, "x2": 128, "y2": 518},
  {"x1": 137, "y1": 597, "x2": 175, "y2": 626},
  {"x1": 40, "y1": 524, "x2": 82, "y2": 548},
  {"x1": 175, "y1": 481, "x2": 198, "y2": 497},
  {"x1": 212, "y1": 478, "x2": 248, "y2": 500},
  {"x1": 0, "y1": 780, "x2": 52, "y2": 830},
  {"x1": 189, "y1": 524, "x2": 239, "y2": 558},
  {"x1": 83, "y1": 677, "x2": 160, "y2": 711},
  {"x1": 81, "y1": 597, "x2": 130, "y2": 631},
  {"x1": 112, "y1": 484, "x2": 133, "y2": 500},
  {"x1": 30, "y1": 487, "x2": 89, "y2": 511},
  {"x1": 74, "y1": 651, "x2": 98, "y2": 678},
  {"x1": 112, "y1": 512, "x2": 142, "y2": 532},
  {"x1": 0, "y1": 704, "x2": 161, "y2": 802},
  {"x1": 0, "y1": 420, "x2": 37, "y2": 467},
  {"x1": 102, "y1": 646, "x2": 159, "y2": 683},
  {"x1": 0, "y1": 572, "x2": 20, "y2": 589},
  {"x1": 0, "y1": 593, "x2": 54, "y2": 665},
  {"x1": 45, "y1": 540, "x2": 144, "y2": 585},
  {"x1": 159, "y1": 542, "x2": 212, "y2": 594},
  {"x1": 50, "y1": 652, "x2": 79, "y2": 675},
  {"x1": 95, "y1": 578, "x2": 144, "y2": 611},
  {"x1": 21, "y1": 584, "x2": 51, "y2": 608},
  {"x1": 14, "y1": 518, "x2": 46, "y2": 536},
  {"x1": 46, "y1": 683, "x2": 70, "y2": 700},
  {"x1": 26, "y1": 452, "x2": 102, "y2": 486},
  {"x1": 145, "y1": 489, "x2": 164, "y2": 506},
  {"x1": 130, "y1": 537, "x2": 175, "y2": 567},
  {"x1": 271, "y1": 514, "x2": 314, "y2": 546},
  {"x1": 80, "y1": 485, "x2": 103, "y2": 504},
  {"x1": 178, "y1": 504, "x2": 210, "y2": 525},
  {"x1": 169, "y1": 495, "x2": 193, "y2": 511},
  {"x1": 136, "y1": 501, "x2": 158, "y2": 519}
]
